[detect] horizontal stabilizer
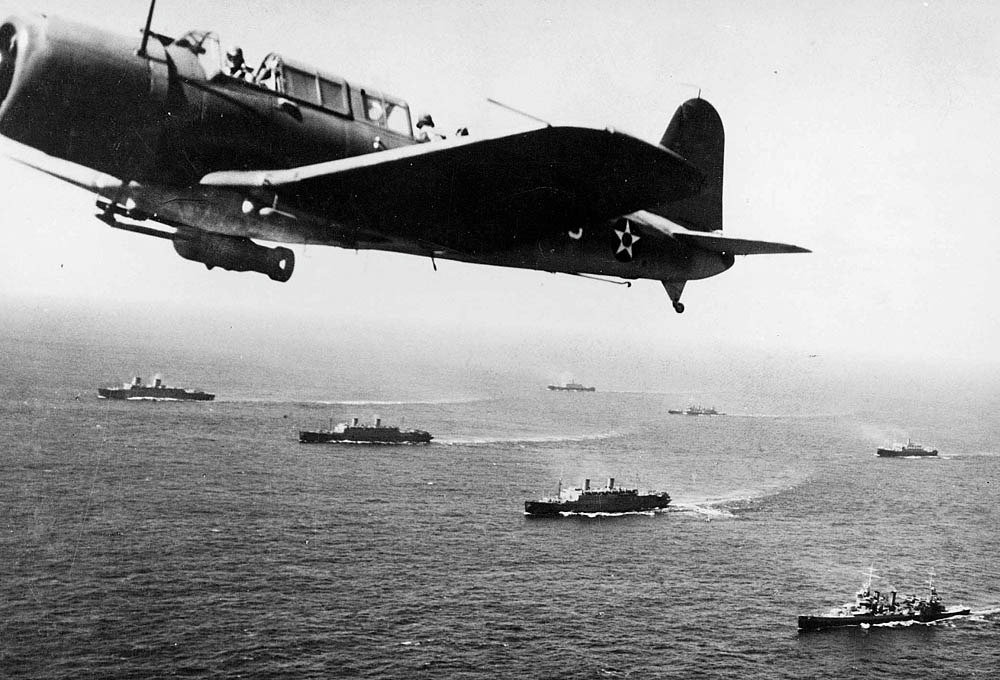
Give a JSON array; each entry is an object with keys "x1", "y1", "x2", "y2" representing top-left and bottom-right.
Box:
[{"x1": 673, "y1": 229, "x2": 810, "y2": 255}]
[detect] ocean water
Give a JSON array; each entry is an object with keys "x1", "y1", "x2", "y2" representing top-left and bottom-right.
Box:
[{"x1": 2, "y1": 316, "x2": 999, "y2": 679}]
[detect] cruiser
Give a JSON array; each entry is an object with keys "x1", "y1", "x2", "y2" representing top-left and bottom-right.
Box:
[
  {"x1": 524, "y1": 478, "x2": 670, "y2": 516},
  {"x1": 97, "y1": 376, "x2": 214, "y2": 401},
  {"x1": 877, "y1": 439, "x2": 938, "y2": 457},
  {"x1": 547, "y1": 381, "x2": 595, "y2": 392},
  {"x1": 668, "y1": 405, "x2": 722, "y2": 416},
  {"x1": 299, "y1": 417, "x2": 432, "y2": 444},
  {"x1": 798, "y1": 568, "x2": 969, "y2": 632}
]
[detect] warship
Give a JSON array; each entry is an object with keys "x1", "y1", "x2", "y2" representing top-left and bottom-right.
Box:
[
  {"x1": 876, "y1": 439, "x2": 938, "y2": 457},
  {"x1": 798, "y1": 569, "x2": 969, "y2": 632}
]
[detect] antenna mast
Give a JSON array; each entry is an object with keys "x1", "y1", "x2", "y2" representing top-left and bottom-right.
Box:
[{"x1": 137, "y1": 0, "x2": 157, "y2": 58}]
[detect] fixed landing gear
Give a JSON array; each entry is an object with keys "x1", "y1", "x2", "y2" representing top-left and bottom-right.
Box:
[{"x1": 661, "y1": 280, "x2": 687, "y2": 314}]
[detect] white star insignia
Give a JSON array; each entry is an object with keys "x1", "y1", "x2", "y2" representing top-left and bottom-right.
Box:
[{"x1": 614, "y1": 221, "x2": 640, "y2": 260}]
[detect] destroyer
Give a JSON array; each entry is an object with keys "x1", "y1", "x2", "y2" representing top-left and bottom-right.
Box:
[
  {"x1": 877, "y1": 439, "x2": 938, "y2": 457},
  {"x1": 668, "y1": 405, "x2": 722, "y2": 416},
  {"x1": 299, "y1": 417, "x2": 432, "y2": 445},
  {"x1": 547, "y1": 381, "x2": 596, "y2": 392},
  {"x1": 524, "y1": 478, "x2": 670, "y2": 516},
  {"x1": 798, "y1": 569, "x2": 969, "y2": 632},
  {"x1": 97, "y1": 376, "x2": 214, "y2": 401}
]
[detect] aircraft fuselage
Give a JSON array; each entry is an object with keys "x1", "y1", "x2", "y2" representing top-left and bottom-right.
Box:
[{"x1": 0, "y1": 14, "x2": 415, "y2": 185}]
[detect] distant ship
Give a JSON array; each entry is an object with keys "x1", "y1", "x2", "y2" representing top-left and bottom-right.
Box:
[
  {"x1": 668, "y1": 405, "x2": 722, "y2": 416},
  {"x1": 299, "y1": 417, "x2": 432, "y2": 444},
  {"x1": 877, "y1": 439, "x2": 938, "y2": 457},
  {"x1": 798, "y1": 568, "x2": 969, "y2": 632},
  {"x1": 524, "y1": 478, "x2": 671, "y2": 516},
  {"x1": 97, "y1": 376, "x2": 215, "y2": 401},
  {"x1": 547, "y1": 381, "x2": 595, "y2": 392}
]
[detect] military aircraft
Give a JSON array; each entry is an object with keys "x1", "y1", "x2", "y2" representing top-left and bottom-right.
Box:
[{"x1": 0, "y1": 6, "x2": 808, "y2": 312}]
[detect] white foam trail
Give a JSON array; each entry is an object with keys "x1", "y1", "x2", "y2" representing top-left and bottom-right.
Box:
[
  {"x1": 315, "y1": 398, "x2": 483, "y2": 406},
  {"x1": 437, "y1": 431, "x2": 621, "y2": 446},
  {"x1": 670, "y1": 502, "x2": 737, "y2": 519}
]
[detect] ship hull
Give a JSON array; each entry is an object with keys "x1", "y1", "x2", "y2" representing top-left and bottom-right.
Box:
[
  {"x1": 876, "y1": 449, "x2": 937, "y2": 457},
  {"x1": 797, "y1": 608, "x2": 969, "y2": 632},
  {"x1": 97, "y1": 387, "x2": 215, "y2": 401},
  {"x1": 299, "y1": 429, "x2": 432, "y2": 445},
  {"x1": 547, "y1": 386, "x2": 595, "y2": 392},
  {"x1": 524, "y1": 493, "x2": 670, "y2": 516}
]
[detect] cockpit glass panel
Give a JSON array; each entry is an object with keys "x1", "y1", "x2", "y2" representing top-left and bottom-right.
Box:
[
  {"x1": 362, "y1": 91, "x2": 385, "y2": 123},
  {"x1": 283, "y1": 67, "x2": 319, "y2": 104},
  {"x1": 176, "y1": 31, "x2": 223, "y2": 79},
  {"x1": 318, "y1": 78, "x2": 349, "y2": 115},
  {"x1": 384, "y1": 101, "x2": 412, "y2": 137}
]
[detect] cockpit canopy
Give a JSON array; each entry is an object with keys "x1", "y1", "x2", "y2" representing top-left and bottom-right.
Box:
[{"x1": 171, "y1": 30, "x2": 413, "y2": 138}]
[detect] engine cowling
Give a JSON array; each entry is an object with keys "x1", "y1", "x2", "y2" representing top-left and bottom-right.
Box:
[{"x1": 172, "y1": 233, "x2": 294, "y2": 282}]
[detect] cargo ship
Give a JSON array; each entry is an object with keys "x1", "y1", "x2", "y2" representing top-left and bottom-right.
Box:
[
  {"x1": 667, "y1": 405, "x2": 722, "y2": 416},
  {"x1": 97, "y1": 376, "x2": 215, "y2": 401},
  {"x1": 547, "y1": 381, "x2": 595, "y2": 392},
  {"x1": 299, "y1": 417, "x2": 432, "y2": 444},
  {"x1": 524, "y1": 478, "x2": 671, "y2": 516},
  {"x1": 876, "y1": 439, "x2": 938, "y2": 457},
  {"x1": 798, "y1": 568, "x2": 969, "y2": 632}
]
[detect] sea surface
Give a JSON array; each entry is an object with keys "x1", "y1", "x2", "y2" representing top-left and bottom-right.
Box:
[{"x1": 2, "y1": 318, "x2": 999, "y2": 679}]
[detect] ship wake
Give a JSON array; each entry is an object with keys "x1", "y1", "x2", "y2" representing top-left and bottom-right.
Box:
[{"x1": 437, "y1": 431, "x2": 622, "y2": 446}]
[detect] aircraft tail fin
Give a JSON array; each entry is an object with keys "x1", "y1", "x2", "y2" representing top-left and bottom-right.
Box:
[{"x1": 653, "y1": 98, "x2": 724, "y2": 232}]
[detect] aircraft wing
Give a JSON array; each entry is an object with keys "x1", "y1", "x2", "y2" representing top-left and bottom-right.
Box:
[{"x1": 200, "y1": 126, "x2": 704, "y2": 253}]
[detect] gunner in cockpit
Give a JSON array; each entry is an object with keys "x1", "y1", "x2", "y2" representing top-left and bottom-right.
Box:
[{"x1": 226, "y1": 46, "x2": 253, "y2": 81}]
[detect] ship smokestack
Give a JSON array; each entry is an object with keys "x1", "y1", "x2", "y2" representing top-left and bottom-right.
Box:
[
  {"x1": 134, "y1": 377, "x2": 142, "y2": 386},
  {"x1": 608, "y1": 477, "x2": 615, "y2": 489},
  {"x1": 154, "y1": 378, "x2": 162, "y2": 388},
  {"x1": 890, "y1": 588, "x2": 897, "y2": 607},
  {"x1": 352, "y1": 418, "x2": 359, "y2": 426},
  {"x1": 375, "y1": 417, "x2": 381, "y2": 427},
  {"x1": 584, "y1": 479, "x2": 590, "y2": 490}
]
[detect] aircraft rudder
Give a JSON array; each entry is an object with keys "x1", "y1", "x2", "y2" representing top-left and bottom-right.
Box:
[{"x1": 655, "y1": 98, "x2": 724, "y2": 232}]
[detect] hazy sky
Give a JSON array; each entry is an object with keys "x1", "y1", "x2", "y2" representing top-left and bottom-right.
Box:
[{"x1": 1, "y1": 0, "x2": 998, "y2": 371}]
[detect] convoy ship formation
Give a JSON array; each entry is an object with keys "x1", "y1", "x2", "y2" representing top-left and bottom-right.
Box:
[{"x1": 97, "y1": 376, "x2": 215, "y2": 401}]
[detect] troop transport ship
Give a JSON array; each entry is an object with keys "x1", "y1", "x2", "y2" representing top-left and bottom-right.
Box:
[
  {"x1": 667, "y1": 405, "x2": 722, "y2": 416},
  {"x1": 547, "y1": 381, "x2": 596, "y2": 392},
  {"x1": 524, "y1": 478, "x2": 671, "y2": 516},
  {"x1": 97, "y1": 376, "x2": 215, "y2": 401},
  {"x1": 299, "y1": 417, "x2": 432, "y2": 445}
]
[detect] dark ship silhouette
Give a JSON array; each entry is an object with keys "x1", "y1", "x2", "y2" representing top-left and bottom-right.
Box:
[
  {"x1": 524, "y1": 478, "x2": 671, "y2": 516},
  {"x1": 798, "y1": 569, "x2": 969, "y2": 632},
  {"x1": 97, "y1": 376, "x2": 214, "y2": 401},
  {"x1": 876, "y1": 439, "x2": 938, "y2": 457},
  {"x1": 299, "y1": 417, "x2": 432, "y2": 444}
]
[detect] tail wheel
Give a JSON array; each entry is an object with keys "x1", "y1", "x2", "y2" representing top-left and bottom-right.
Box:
[{"x1": 268, "y1": 247, "x2": 295, "y2": 282}]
